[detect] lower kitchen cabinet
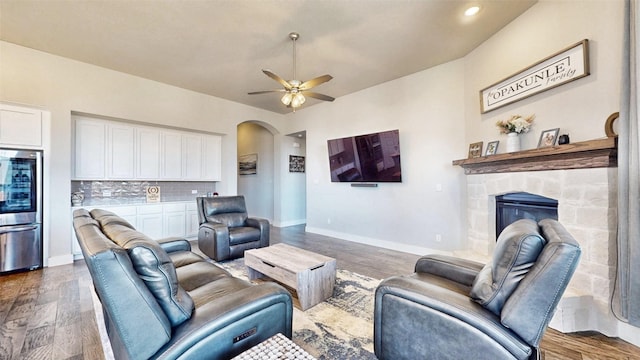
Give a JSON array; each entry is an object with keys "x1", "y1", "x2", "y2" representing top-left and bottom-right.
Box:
[{"x1": 71, "y1": 201, "x2": 199, "y2": 258}]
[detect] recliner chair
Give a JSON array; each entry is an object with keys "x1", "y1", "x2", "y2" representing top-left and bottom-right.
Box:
[
  {"x1": 374, "y1": 219, "x2": 581, "y2": 360},
  {"x1": 197, "y1": 195, "x2": 269, "y2": 261}
]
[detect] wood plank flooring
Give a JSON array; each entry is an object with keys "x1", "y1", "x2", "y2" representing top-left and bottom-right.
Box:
[{"x1": 0, "y1": 224, "x2": 638, "y2": 359}]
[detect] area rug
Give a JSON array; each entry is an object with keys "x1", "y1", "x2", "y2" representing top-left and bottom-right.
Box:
[{"x1": 91, "y1": 259, "x2": 380, "y2": 360}]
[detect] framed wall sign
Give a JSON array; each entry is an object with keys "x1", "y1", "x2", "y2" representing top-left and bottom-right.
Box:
[
  {"x1": 289, "y1": 155, "x2": 305, "y2": 173},
  {"x1": 480, "y1": 39, "x2": 590, "y2": 113}
]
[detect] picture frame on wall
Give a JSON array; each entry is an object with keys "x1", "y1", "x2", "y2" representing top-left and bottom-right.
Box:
[
  {"x1": 537, "y1": 128, "x2": 560, "y2": 148},
  {"x1": 468, "y1": 141, "x2": 483, "y2": 159},
  {"x1": 238, "y1": 153, "x2": 257, "y2": 175},
  {"x1": 289, "y1": 155, "x2": 305, "y2": 173},
  {"x1": 485, "y1": 141, "x2": 499, "y2": 155}
]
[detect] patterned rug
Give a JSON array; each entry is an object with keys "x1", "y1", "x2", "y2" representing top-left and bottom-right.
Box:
[
  {"x1": 92, "y1": 259, "x2": 380, "y2": 360},
  {"x1": 219, "y1": 259, "x2": 380, "y2": 360}
]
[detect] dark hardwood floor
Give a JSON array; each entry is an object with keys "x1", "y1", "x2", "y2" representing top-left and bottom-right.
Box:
[{"x1": 1, "y1": 224, "x2": 638, "y2": 359}]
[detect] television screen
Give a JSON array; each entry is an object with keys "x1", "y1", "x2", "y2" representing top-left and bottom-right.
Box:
[{"x1": 327, "y1": 129, "x2": 402, "y2": 183}]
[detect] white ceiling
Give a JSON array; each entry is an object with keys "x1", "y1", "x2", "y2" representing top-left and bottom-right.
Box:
[{"x1": 0, "y1": 0, "x2": 537, "y2": 114}]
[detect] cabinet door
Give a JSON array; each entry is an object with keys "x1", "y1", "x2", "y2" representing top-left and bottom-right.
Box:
[
  {"x1": 203, "y1": 135, "x2": 222, "y2": 181},
  {"x1": 164, "y1": 211, "x2": 186, "y2": 237},
  {"x1": 137, "y1": 214, "x2": 163, "y2": 240},
  {"x1": 107, "y1": 124, "x2": 135, "y2": 179},
  {"x1": 136, "y1": 127, "x2": 161, "y2": 179},
  {"x1": 75, "y1": 118, "x2": 106, "y2": 179},
  {"x1": 182, "y1": 134, "x2": 203, "y2": 180},
  {"x1": 0, "y1": 105, "x2": 42, "y2": 147},
  {"x1": 185, "y1": 202, "x2": 199, "y2": 238},
  {"x1": 161, "y1": 132, "x2": 182, "y2": 180}
]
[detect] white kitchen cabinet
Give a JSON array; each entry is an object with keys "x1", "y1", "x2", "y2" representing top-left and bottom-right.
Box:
[
  {"x1": 107, "y1": 123, "x2": 135, "y2": 179},
  {"x1": 161, "y1": 132, "x2": 183, "y2": 180},
  {"x1": 136, "y1": 127, "x2": 161, "y2": 179},
  {"x1": 74, "y1": 118, "x2": 106, "y2": 179},
  {"x1": 182, "y1": 133, "x2": 203, "y2": 180},
  {"x1": 0, "y1": 104, "x2": 43, "y2": 147},
  {"x1": 202, "y1": 134, "x2": 222, "y2": 181},
  {"x1": 163, "y1": 203, "x2": 186, "y2": 237},
  {"x1": 137, "y1": 204, "x2": 164, "y2": 239},
  {"x1": 186, "y1": 202, "x2": 199, "y2": 237}
]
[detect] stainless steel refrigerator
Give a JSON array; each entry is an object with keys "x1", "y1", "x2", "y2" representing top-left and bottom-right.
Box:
[{"x1": 0, "y1": 148, "x2": 42, "y2": 274}]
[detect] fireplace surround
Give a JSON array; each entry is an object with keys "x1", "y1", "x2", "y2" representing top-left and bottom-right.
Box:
[{"x1": 454, "y1": 137, "x2": 620, "y2": 335}]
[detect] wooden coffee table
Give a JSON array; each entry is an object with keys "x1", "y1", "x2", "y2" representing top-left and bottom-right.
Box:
[{"x1": 244, "y1": 243, "x2": 336, "y2": 310}]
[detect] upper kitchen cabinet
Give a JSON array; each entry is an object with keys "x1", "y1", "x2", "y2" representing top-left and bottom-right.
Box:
[
  {"x1": 136, "y1": 127, "x2": 161, "y2": 179},
  {"x1": 107, "y1": 123, "x2": 135, "y2": 179},
  {"x1": 202, "y1": 134, "x2": 222, "y2": 181},
  {"x1": 74, "y1": 117, "x2": 107, "y2": 179},
  {"x1": 0, "y1": 104, "x2": 43, "y2": 147},
  {"x1": 73, "y1": 115, "x2": 222, "y2": 181}
]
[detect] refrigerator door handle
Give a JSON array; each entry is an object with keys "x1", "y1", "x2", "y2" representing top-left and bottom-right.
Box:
[{"x1": 0, "y1": 225, "x2": 39, "y2": 234}]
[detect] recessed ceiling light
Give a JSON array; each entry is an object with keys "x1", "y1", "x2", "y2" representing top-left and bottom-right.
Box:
[{"x1": 465, "y1": 6, "x2": 481, "y2": 16}]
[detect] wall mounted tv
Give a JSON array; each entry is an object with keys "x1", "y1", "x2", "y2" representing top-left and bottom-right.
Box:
[{"x1": 327, "y1": 129, "x2": 402, "y2": 183}]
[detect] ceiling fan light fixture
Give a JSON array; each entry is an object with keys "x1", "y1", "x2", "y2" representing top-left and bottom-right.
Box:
[
  {"x1": 291, "y1": 93, "x2": 306, "y2": 108},
  {"x1": 281, "y1": 93, "x2": 293, "y2": 106}
]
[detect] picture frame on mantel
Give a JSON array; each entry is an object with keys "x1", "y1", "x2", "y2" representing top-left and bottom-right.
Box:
[
  {"x1": 537, "y1": 128, "x2": 560, "y2": 148},
  {"x1": 468, "y1": 141, "x2": 483, "y2": 159},
  {"x1": 479, "y1": 39, "x2": 590, "y2": 113},
  {"x1": 485, "y1": 141, "x2": 499, "y2": 155}
]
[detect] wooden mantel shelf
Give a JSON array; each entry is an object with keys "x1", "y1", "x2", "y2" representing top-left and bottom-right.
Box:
[{"x1": 452, "y1": 137, "x2": 618, "y2": 174}]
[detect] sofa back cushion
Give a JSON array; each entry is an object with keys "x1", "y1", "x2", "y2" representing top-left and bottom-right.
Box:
[
  {"x1": 200, "y1": 196, "x2": 248, "y2": 227},
  {"x1": 91, "y1": 209, "x2": 194, "y2": 327},
  {"x1": 470, "y1": 219, "x2": 546, "y2": 315}
]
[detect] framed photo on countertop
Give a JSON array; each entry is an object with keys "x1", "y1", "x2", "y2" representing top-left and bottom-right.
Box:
[{"x1": 537, "y1": 128, "x2": 560, "y2": 148}]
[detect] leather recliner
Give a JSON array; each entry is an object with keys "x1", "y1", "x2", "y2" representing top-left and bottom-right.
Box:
[
  {"x1": 197, "y1": 195, "x2": 269, "y2": 261},
  {"x1": 374, "y1": 219, "x2": 581, "y2": 360}
]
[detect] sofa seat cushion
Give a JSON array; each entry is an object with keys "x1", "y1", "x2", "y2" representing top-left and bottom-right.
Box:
[
  {"x1": 470, "y1": 219, "x2": 546, "y2": 315},
  {"x1": 169, "y1": 251, "x2": 209, "y2": 268},
  {"x1": 175, "y1": 261, "x2": 232, "y2": 291},
  {"x1": 229, "y1": 227, "x2": 261, "y2": 245},
  {"x1": 187, "y1": 276, "x2": 253, "y2": 308}
]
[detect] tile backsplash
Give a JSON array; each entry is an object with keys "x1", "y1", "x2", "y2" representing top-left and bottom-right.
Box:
[{"x1": 70, "y1": 181, "x2": 216, "y2": 206}]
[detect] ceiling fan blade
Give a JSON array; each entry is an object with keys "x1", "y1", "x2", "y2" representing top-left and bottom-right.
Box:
[
  {"x1": 262, "y1": 69, "x2": 292, "y2": 90},
  {"x1": 299, "y1": 75, "x2": 333, "y2": 90},
  {"x1": 302, "y1": 91, "x2": 335, "y2": 102},
  {"x1": 248, "y1": 89, "x2": 286, "y2": 95}
]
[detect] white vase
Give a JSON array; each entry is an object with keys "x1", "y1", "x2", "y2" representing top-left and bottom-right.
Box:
[{"x1": 506, "y1": 132, "x2": 521, "y2": 152}]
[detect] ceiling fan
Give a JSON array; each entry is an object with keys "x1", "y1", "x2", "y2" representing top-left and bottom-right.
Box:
[{"x1": 248, "y1": 32, "x2": 335, "y2": 110}]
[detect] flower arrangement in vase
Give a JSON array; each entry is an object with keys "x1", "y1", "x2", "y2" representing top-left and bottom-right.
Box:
[{"x1": 496, "y1": 114, "x2": 535, "y2": 152}]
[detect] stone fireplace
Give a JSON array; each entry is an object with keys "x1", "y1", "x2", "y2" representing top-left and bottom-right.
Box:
[{"x1": 454, "y1": 137, "x2": 620, "y2": 335}]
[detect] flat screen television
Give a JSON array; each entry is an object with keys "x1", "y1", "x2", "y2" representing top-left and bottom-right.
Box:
[{"x1": 327, "y1": 129, "x2": 402, "y2": 183}]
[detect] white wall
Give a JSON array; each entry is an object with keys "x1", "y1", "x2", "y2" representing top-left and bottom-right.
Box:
[
  {"x1": 463, "y1": 0, "x2": 623, "y2": 148},
  {"x1": 290, "y1": 59, "x2": 467, "y2": 254},
  {"x1": 0, "y1": 41, "x2": 286, "y2": 262}
]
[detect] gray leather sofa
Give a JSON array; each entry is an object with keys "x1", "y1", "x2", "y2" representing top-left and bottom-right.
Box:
[
  {"x1": 374, "y1": 219, "x2": 581, "y2": 360},
  {"x1": 197, "y1": 196, "x2": 269, "y2": 261},
  {"x1": 73, "y1": 208, "x2": 293, "y2": 360}
]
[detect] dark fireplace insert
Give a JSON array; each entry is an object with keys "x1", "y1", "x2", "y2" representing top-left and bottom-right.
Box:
[{"x1": 495, "y1": 192, "x2": 558, "y2": 239}]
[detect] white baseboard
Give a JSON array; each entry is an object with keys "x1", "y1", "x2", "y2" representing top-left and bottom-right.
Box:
[
  {"x1": 305, "y1": 226, "x2": 447, "y2": 256},
  {"x1": 47, "y1": 254, "x2": 74, "y2": 267},
  {"x1": 273, "y1": 219, "x2": 306, "y2": 228}
]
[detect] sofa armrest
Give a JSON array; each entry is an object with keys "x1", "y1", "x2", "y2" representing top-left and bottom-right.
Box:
[
  {"x1": 155, "y1": 282, "x2": 293, "y2": 359},
  {"x1": 246, "y1": 217, "x2": 270, "y2": 247},
  {"x1": 374, "y1": 275, "x2": 531, "y2": 360},
  {"x1": 198, "y1": 221, "x2": 230, "y2": 261},
  {"x1": 414, "y1": 254, "x2": 484, "y2": 287},
  {"x1": 157, "y1": 237, "x2": 192, "y2": 253}
]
